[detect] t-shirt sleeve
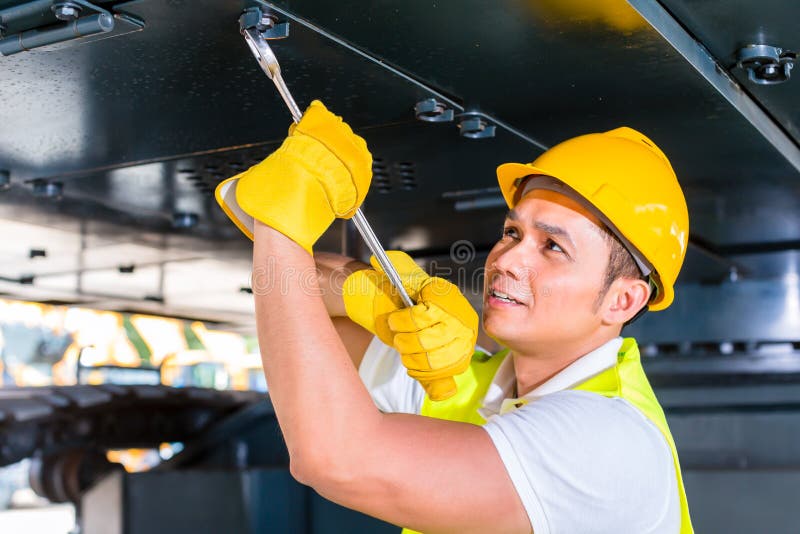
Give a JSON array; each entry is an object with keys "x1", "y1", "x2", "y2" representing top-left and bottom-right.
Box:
[
  {"x1": 358, "y1": 335, "x2": 425, "y2": 415},
  {"x1": 482, "y1": 390, "x2": 680, "y2": 534}
]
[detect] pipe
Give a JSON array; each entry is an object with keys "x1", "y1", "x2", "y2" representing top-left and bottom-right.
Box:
[
  {"x1": 0, "y1": 0, "x2": 54, "y2": 25},
  {"x1": 0, "y1": 12, "x2": 114, "y2": 56}
]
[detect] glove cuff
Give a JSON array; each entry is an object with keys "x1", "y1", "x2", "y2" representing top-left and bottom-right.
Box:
[
  {"x1": 215, "y1": 174, "x2": 255, "y2": 240},
  {"x1": 343, "y1": 270, "x2": 380, "y2": 334},
  {"x1": 235, "y1": 141, "x2": 345, "y2": 253}
]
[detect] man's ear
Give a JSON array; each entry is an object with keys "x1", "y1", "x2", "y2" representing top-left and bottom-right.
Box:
[{"x1": 600, "y1": 278, "x2": 651, "y2": 325}]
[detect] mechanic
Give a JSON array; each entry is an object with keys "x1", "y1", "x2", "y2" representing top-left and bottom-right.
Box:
[{"x1": 216, "y1": 100, "x2": 693, "y2": 533}]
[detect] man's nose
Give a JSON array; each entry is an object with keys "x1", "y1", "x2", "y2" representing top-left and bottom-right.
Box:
[{"x1": 491, "y1": 242, "x2": 535, "y2": 282}]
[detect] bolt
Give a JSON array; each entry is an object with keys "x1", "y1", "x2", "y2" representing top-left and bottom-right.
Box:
[
  {"x1": 719, "y1": 341, "x2": 734, "y2": 355},
  {"x1": 458, "y1": 116, "x2": 496, "y2": 139},
  {"x1": 258, "y1": 12, "x2": 278, "y2": 31},
  {"x1": 761, "y1": 64, "x2": 780, "y2": 79},
  {"x1": 52, "y1": 2, "x2": 82, "y2": 22},
  {"x1": 737, "y1": 44, "x2": 795, "y2": 85},
  {"x1": 414, "y1": 99, "x2": 454, "y2": 122}
]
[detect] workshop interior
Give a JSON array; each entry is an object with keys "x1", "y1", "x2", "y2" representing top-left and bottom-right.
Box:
[{"x1": 0, "y1": 0, "x2": 798, "y2": 532}]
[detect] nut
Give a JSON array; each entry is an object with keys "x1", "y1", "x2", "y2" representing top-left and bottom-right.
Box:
[{"x1": 52, "y1": 3, "x2": 82, "y2": 22}]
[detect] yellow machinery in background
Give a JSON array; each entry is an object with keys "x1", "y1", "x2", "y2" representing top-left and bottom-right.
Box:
[{"x1": 0, "y1": 299, "x2": 266, "y2": 476}]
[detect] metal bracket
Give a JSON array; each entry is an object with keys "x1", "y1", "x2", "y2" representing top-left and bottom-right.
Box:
[
  {"x1": 0, "y1": 0, "x2": 144, "y2": 56},
  {"x1": 457, "y1": 115, "x2": 496, "y2": 139},
  {"x1": 414, "y1": 98, "x2": 454, "y2": 122},
  {"x1": 736, "y1": 44, "x2": 795, "y2": 85},
  {"x1": 239, "y1": 6, "x2": 289, "y2": 39}
]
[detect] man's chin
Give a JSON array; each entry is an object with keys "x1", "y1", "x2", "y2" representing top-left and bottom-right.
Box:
[{"x1": 483, "y1": 315, "x2": 528, "y2": 347}]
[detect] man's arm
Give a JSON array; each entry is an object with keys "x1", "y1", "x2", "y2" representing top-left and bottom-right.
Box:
[
  {"x1": 254, "y1": 222, "x2": 530, "y2": 534},
  {"x1": 314, "y1": 251, "x2": 373, "y2": 368}
]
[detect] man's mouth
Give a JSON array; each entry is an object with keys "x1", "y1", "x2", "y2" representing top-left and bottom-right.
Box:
[{"x1": 488, "y1": 288, "x2": 525, "y2": 305}]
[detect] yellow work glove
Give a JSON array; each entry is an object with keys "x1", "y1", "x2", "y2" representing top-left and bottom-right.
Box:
[
  {"x1": 343, "y1": 251, "x2": 429, "y2": 343},
  {"x1": 343, "y1": 251, "x2": 479, "y2": 401},
  {"x1": 215, "y1": 100, "x2": 372, "y2": 253}
]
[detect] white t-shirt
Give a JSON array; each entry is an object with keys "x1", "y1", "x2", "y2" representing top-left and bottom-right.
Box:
[{"x1": 358, "y1": 336, "x2": 681, "y2": 534}]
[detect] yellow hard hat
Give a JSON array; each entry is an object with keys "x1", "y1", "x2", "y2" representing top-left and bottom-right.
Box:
[{"x1": 496, "y1": 127, "x2": 689, "y2": 311}]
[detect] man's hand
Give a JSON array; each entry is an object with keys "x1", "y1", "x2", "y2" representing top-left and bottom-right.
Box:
[
  {"x1": 342, "y1": 251, "x2": 428, "y2": 343},
  {"x1": 343, "y1": 251, "x2": 479, "y2": 401},
  {"x1": 215, "y1": 100, "x2": 372, "y2": 253}
]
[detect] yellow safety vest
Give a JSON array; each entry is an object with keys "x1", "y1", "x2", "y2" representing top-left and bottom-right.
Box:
[{"x1": 403, "y1": 337, "x2": 693, "y2": 534}]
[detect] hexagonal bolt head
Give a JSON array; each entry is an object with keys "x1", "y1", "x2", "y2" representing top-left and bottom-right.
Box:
[
  {"x1": 258, "y1": 13, "x2": 278, "y2": 31},
  {"x1": 52, "y1": 3, "x2": 83, "y2": 21}
]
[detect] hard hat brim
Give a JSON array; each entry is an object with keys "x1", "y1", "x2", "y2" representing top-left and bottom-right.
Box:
[{"x1": 497, "y1": 162, "x2": 548, "y2": 208}]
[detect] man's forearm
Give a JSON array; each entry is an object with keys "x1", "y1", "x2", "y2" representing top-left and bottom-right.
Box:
[{"x1": 253, "y1": 222, "x2": 379, "y2": 474}]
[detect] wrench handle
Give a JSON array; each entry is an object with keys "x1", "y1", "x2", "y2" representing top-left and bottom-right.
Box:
[{"x1": 243, "y1": 28, "x2": 414, "y2": 307}]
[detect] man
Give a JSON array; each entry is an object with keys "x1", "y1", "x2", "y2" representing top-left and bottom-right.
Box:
[{"x1": 216, "y1": 100, "x2": 693, "y2": 533}]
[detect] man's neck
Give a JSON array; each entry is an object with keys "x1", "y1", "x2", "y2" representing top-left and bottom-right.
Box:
[{"x1": 510, "y1": 333, "x2": 618, "y2": 397}]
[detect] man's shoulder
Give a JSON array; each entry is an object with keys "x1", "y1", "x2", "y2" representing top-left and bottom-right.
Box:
[
  {"x1": 514, "y1": 391, "x2": 675, "y2": 494},
  {"x1": 484, "y1": 391, "x2": 680, "y2": 532},
  {"x1": 520, "y1": 390, "x2": 666, "y2": 438},
  {"x1": 495, "y1": 390, "x2": 675, "y2": 478}
]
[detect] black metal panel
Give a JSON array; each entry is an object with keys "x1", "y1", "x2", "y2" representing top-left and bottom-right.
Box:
[
  {"x1": 0, "y1": 0, "x2": 429, "y2": 182},
  {"x1": 0, "y1": 0, "x2": 799, "y2": 302},
  {"x1": 661, "y1": 0, "x2": 799, "y2": 142},
  {"x1": 269, "y1": 0, "x2": 799, "y2": 187}
]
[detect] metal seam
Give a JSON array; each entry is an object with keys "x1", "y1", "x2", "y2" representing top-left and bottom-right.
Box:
[{"x1": 626, "y1": 0, "x2": 800, "y2": 174}]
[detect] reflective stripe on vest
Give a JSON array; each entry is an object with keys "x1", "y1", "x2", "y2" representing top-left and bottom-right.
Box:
[{"x1": 402, "y1": 337, "x2": 693, "y2": 534}]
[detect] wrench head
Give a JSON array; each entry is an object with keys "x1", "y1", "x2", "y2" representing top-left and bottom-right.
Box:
[{"x1": 242, "y1": 28, "x2": 280, "y2": 80}]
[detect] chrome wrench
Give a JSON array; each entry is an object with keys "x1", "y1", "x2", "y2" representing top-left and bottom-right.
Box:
[{"x1": 242, "y1": 27, "x2": 414, "y2": 307}]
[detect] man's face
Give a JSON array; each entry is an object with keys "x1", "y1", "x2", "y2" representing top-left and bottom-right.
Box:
[{"x1": 482, "y1": 189, "x2": 612, "y2": 350}]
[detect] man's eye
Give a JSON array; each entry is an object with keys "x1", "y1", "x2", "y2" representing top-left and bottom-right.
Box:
[
  {"x1": 502, "y1": 227, "x2": 518, "y2": 239},
  {"x1": 546, "y1": 239, "x2": 564, "y2": 253}
]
